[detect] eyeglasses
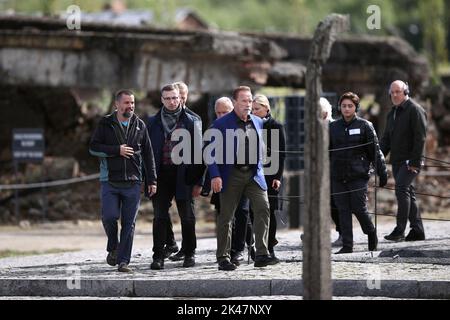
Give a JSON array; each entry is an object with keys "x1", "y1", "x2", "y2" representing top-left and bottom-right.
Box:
[{"x1": 163, "y1": 96, "x2": 179, "y2": 101}]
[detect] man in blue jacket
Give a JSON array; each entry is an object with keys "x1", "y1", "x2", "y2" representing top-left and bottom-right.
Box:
[
  {"x1": 90, "y1": 89, "x2": 157, "y2": 273},
  {"x1": 208, "y1": 86, "x2": 279, "y2": 271},
  {"x1": 147, "y1": 84, "x2": 202, "y2": 270}
]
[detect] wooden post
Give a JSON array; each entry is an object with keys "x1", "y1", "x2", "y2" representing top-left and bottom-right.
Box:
[{"x1": 303, "y1": 14, "x2": 350, "y2": 300}]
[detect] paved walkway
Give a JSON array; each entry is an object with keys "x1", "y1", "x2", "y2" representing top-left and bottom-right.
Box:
[{"x1": 0, "y1": 219, "x2": 449, "y2": 299}]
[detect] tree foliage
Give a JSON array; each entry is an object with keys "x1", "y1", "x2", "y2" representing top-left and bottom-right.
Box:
[
  {"x1": 419, "y1": 0, "x2": 448, "y2": 79},
  {"x1": 1, "y1": 0, "x2": 448, "y2": 68}
]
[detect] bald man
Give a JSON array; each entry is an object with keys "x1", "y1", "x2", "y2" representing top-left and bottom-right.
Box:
[
  {"x1": 214, "y1": 97, "x2": 234, "y2": 118},
  {"x1": 380, "y1": 80, "x2": 427, "y2": 242}
]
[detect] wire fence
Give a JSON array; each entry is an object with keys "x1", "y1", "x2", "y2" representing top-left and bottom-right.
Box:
[
  {"x1": 271, "y1": 141, "x2": 450, "y2": 223},
  {"x1": 0, "y1": 141, "x2": 448, "y2": 222},
  {"x1": 0, "y1": 174, "x2": 100, "y2": 191}
]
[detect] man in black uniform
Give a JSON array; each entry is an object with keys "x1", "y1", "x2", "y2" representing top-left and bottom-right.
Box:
[{"x1": 330, "y1": 92, "x2": 388, "y2": 254}]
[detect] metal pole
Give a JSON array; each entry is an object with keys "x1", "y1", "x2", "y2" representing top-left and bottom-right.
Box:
[
  {"x1": 42, "y1": 164, "x2": 48, "y2": 221},
  {"x1": 374, "y1": 141, "x2": 378, "y2": 232},
  {"x1": 13, "y1": 160, "x2": 19, "y2": 219}
]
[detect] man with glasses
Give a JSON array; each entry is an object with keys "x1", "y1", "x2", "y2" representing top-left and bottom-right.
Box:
[
  {"x1": 146, "y1": 84, "x2": 202, "y2": 270},
  {"x1": 163, "y1": 81, "x2": 203, "y2": 262}
]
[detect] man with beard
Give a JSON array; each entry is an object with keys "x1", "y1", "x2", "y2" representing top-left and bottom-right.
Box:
[{"x1": 90, "y1": 89, "x2": 157, "y2": 272}]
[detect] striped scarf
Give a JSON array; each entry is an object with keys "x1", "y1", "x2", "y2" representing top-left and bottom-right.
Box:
[{"x1": 161, "y1": 106, "x2": 182, "y2": 138}]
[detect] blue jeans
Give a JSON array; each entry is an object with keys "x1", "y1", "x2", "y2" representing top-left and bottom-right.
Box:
[{"x1": 101, "y1": 182, "x2": 141, "y2": 264}]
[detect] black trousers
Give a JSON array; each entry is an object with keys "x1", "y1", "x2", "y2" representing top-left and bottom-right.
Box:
[
  {"x1": 330, "y1": 196, "x2": 340, "y2": 233},
  {"x1": 165, "y1": 210, "x2": 177, "y2": 247},
  {"x1": 392, "y1": 163, "x2": 424, "y2": 234},
  {"x1": 332, "y1": 178, "x2": 375, "y2": 249},
  {"x1": 152, "y1": 166, "x2": 196, "y2": 259},
  {"x1": 239, "y1": 206, "x2": 278, "y2": 252}
]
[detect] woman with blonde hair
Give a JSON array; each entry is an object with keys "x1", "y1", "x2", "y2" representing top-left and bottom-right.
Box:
[{"x1": 251, "y1": 94, "x2": 286, "y2": 259}]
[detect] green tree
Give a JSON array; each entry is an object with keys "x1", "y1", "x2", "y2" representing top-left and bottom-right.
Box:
[{"x1": 419, "y1": 0, "x2": 448, "y2": 80}]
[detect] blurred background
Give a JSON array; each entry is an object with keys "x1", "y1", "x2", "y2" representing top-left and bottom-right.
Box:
[{"x1": 0, "y1": 0, "x2": 448, "y2": 234}]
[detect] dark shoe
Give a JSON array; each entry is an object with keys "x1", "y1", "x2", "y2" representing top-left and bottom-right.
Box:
[
  {"x1": 332, "y1": 235, "x2": 343, "y2": 247},
  {"x1": 335, "y1": 246, "x2": 353, "y2": 254},
  {"x1": 150, "y1": 258, "x2": 164, "y2": 270},
  {"x1": 384, "y1": 230, "x2": 405, "y2": 242},
  {"x1": 163, "y1": 244, "x2": 179, "y2": 258},
  {"x1": 168, "y1": 250, "x2": 185, "y2": 261},
  {"x1": 268, "y1": 247, "x2": 277, "y2": 259},
  {"x1": 106, "y1": 249, "x2": 117, "y2": 266},
  {"x1": 368, "y1": 231, "x2": 378, "y2": 251},
  {"x1": 183, "y1": 255, "x2": 195, "y2": 268},
  {"x1": 269, "y1": 239, "x2": 279, "y2": 248},
  {"x1": 405, "y1": 229, "x2": 425, "y2": 242},
  {"x1": 118, "y1": 262, "x2": 132, "y2": 273},
  {"x1": 230, "y1": 251, "x2": 244, "y2": 266},
  {"x1": 254, "y1": 255, "x2": 280, "y2": 267},
  {"x1": 249, "y1": 246, "x2": 256, "y2": 261},
  {"x1": 218, "y1": 259, "x2": 237, "y2": 271}
]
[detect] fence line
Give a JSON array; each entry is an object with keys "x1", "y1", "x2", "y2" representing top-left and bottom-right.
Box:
[{"x1": 0, "y1": 174, "x2": 100, "y2": 191}]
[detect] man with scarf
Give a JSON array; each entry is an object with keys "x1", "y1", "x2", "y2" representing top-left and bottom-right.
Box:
[
  {"x1": 163, "y1": 81, "x2": 203, "y2": 262},
  {"x1": 147, "y1": 84, "x2": 202, "y2": 270}
]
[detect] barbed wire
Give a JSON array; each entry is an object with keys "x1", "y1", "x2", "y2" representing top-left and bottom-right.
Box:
[
  {"x1": 273, "y1": 141, "x2": 375, "y2": 155},
  {"x1": 423, "y1": 165, "x2": 450, "y2": 169},
  {"x1": 268, "y1": 186, "x2": 368, "y2": 199},
  {"x1": 0, "y1": 174, "x2": 100, "y2": 191},
  {"x1": 423, "y1": 156, "x2": 450, "y2": 166},
  {"x1": 270, "y1": 184, "x2": 450, "y2": 200},
  {"x1": 368, "y1": 212, "x2": 450, "y2": 222},
  {"x1": 379, "y1": 185, "x2": 450, "y2": 199}
]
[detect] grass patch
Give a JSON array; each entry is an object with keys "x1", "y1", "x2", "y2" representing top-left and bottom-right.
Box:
[{"x1": 0, "y1": 249, "x2": 80, "y2": 259}]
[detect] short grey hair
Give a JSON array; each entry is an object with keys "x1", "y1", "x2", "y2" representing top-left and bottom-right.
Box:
[{"x1": 214, "y1": 97, "x2": 233, "y2": 111}]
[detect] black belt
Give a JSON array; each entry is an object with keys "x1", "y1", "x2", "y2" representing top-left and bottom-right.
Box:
[{"x1": 235, "y1": 165, "x2": 252, "y2": 171}]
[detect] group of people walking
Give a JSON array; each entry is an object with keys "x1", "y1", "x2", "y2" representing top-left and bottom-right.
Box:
[
  {"x1": 89, "y1": 79, "x2": 427, "y2": 272},
  {"x1": 325, "y1": 81, "x2": 427, "y2": 254}
]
